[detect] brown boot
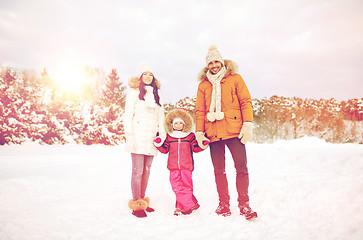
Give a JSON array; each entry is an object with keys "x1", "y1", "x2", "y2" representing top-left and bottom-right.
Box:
[
  {"x1": 143, "y1": 197, "x2": 155, "y2": 212},
  {"x1": 128, "y1": 199, "x2": 148, "y2": 218}
]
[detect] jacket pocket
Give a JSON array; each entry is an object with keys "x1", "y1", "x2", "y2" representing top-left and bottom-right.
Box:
[
  {"x1": 224, "y1": 110, "x2": 242, "y2": 134},
  {"x1": 204, "y1": 117, "x2": 215, "y2": 138}
]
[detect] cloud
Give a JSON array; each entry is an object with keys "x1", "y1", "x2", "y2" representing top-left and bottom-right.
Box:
[{"x1": 0, "y1": 0, "x2": 362, "y2": 102}]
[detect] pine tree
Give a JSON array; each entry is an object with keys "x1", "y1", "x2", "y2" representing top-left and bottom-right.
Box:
[
  {"x1": 101, "y1": 68, "x2": 126, "y2": 108},
  {"x1": 40, "y1": 67, "x2": 58, "y2": 105},
  {"x1": 0, "y1": 67, "x2": 25, "y2": 144}
]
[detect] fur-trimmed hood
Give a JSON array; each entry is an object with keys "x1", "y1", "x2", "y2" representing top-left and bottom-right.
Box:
[
  {"x1": 128, "y1": 77, "x2": 161, "y2": 89},
  {"x1": 197, "y1": 59, "x2": 239, "y2": 82},
  {"x1": 164, "y1": 108, "x2": 193, "y2": 135}
]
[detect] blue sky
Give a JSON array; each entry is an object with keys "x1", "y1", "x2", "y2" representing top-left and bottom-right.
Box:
[{"x1": 0, "y1": 0, "x2": 362, "y2": 103}]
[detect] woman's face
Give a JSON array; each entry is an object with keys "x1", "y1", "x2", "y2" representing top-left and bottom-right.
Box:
[{"x1": 142, "y1": 72, "x2": 154, "y2": 85}]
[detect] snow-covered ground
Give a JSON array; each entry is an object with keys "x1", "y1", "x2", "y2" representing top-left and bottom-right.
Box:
[{"x1": 0, "y1": 137, "x2": 362, "y2": 240}]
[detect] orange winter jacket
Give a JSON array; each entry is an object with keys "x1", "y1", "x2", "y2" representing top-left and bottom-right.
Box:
[{"x1": 195, "y1": 60, "x2": 253, "y2": 143}]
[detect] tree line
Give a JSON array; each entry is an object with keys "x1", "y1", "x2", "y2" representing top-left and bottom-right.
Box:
[{"x1": 1, "y1": 66, "x2": 362, "y2": 145}]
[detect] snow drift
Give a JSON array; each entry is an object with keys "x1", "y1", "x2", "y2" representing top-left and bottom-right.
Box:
[{"x1": 0, "y1": 137, "x2": 362, "y2": 240}]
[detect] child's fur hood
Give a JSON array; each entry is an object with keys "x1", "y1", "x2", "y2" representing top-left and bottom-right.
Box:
[
  {"x1": 164, "y1": 108, "x2": 193, "y2": 135},
  {"x1": 197, "y1": 59, "x2": 239, "y2": 82},
  {"x1": 128, "y1": 77, "x2": 161, "y2": 89}
]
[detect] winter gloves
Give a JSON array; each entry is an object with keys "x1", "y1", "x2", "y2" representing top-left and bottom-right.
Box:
[
  {"x1": 153, "y1": 133, "x2": 166, "y2": 147},
  {"x1": 153, "y1": 136, "x2": 163, "y2": 147},
  {"x1": 238, "y1": 122, "x2": 253, "y2": 144},
  {"x1": 195, "y1": 132, "x2": 210, "y2": 149},
  {"x1": 154, "y1": 137, "x2": 162, "y2": 144},
  {"x1": 195, "y1": 122, "x2": 252, "y2": 147}
]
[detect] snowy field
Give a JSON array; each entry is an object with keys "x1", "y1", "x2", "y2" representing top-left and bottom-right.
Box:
[{"x1": 0, "y1": 137, "x2": 362, "y2": 240}]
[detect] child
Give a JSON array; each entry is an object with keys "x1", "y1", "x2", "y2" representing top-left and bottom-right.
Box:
[{"x1": 154, "y1": 108, "x2": 209, "y2": 215}]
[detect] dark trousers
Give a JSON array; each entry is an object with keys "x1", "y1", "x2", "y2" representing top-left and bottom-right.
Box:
[{"x1": 210, "y1": 137, "x2": 249, "y2": 206}]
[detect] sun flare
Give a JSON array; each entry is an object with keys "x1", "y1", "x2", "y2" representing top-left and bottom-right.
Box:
[{"x1": 50, "y1": 67, "x2": 90, "y2": 94}]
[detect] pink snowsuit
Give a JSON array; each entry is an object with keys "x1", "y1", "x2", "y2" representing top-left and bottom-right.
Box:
[{"x1": 156, "y1": 132, "x2": 204, "y2": 211}]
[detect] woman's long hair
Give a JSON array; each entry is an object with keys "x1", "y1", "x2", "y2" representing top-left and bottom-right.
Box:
[{"x1": 138, "y1": 75, "x2": 161, "y2": 106}]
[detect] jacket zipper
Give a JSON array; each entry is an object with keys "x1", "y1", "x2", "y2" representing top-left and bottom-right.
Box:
[{"x1": 177, "y1": 138, "x2": 181, "y2": 169}]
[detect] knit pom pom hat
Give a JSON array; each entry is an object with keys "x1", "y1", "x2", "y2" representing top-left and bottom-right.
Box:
[
  {"x1": 138, "y1": 63, "x2": 154, "y2": 77},
  {"x1": 206, "y1": 45, "x2": 224, "y2": 66}
]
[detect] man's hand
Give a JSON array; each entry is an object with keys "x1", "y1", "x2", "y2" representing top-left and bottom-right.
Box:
[
  {"x1": 195, "y1": 132, "x2": 210, "y2": 149},
  {"x1": 238, "y1": 122, "x2": 253, "y2": 144}
]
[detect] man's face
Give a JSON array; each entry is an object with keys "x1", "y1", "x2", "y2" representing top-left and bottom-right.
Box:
[{"x1": 208, "y1": 61, "x2": 223, "y2": 75}]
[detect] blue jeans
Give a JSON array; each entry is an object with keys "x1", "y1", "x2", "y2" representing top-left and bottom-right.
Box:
[{"x1": 131, "y1": 153, "x2": 153, "y2": 200}]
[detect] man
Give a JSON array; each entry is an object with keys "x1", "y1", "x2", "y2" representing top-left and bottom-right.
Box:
[{"x1": 195, "y1": 45, "x2": 257, "y2": 220}]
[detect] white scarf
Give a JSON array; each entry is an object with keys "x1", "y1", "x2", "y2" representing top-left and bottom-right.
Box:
[
  {"x1": 144, "y1": 86, "x2": 156, "y2": 109},
  {"x1": 206, "y1": 66, "x2": 227, "y2": 122},
  {"x1": 169, "y1": 130, "x2": 189, "y2": 139}
]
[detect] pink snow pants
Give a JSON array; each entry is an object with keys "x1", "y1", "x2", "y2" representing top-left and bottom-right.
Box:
[{"x1": 169, "y1": 169, "x2": 195, "y2": 211}]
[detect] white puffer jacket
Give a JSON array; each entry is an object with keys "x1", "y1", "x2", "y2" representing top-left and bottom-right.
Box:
[{"x1": 124, "y1": 77, "x2": 165, "y2": 156}]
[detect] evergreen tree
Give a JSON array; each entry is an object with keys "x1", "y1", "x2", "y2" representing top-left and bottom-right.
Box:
[
  {"x1": 101, "y1": 69, "x2": 126, "y2": 108},
  {"x1": 40, "y1": 68, "x2": 56, "y2": 104},
  {"x1": 40, "y1": 68, "x2": 51, "y2": 87},
  {"x1": 1, "y1": 65, "x2": 362, "y2": 145},
  {"x1": 0, "y1": 67, "x2": 24, "y2": 144}
]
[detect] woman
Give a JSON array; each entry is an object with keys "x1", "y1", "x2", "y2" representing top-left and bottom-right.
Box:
[{"x1": 124, "y1": 64, "x2": 165, "y2": 218}]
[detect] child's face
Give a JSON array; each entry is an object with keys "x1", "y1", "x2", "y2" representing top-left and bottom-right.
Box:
[{"x1": 173, "y1": 121, "x2": 184, "y2": 131}]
